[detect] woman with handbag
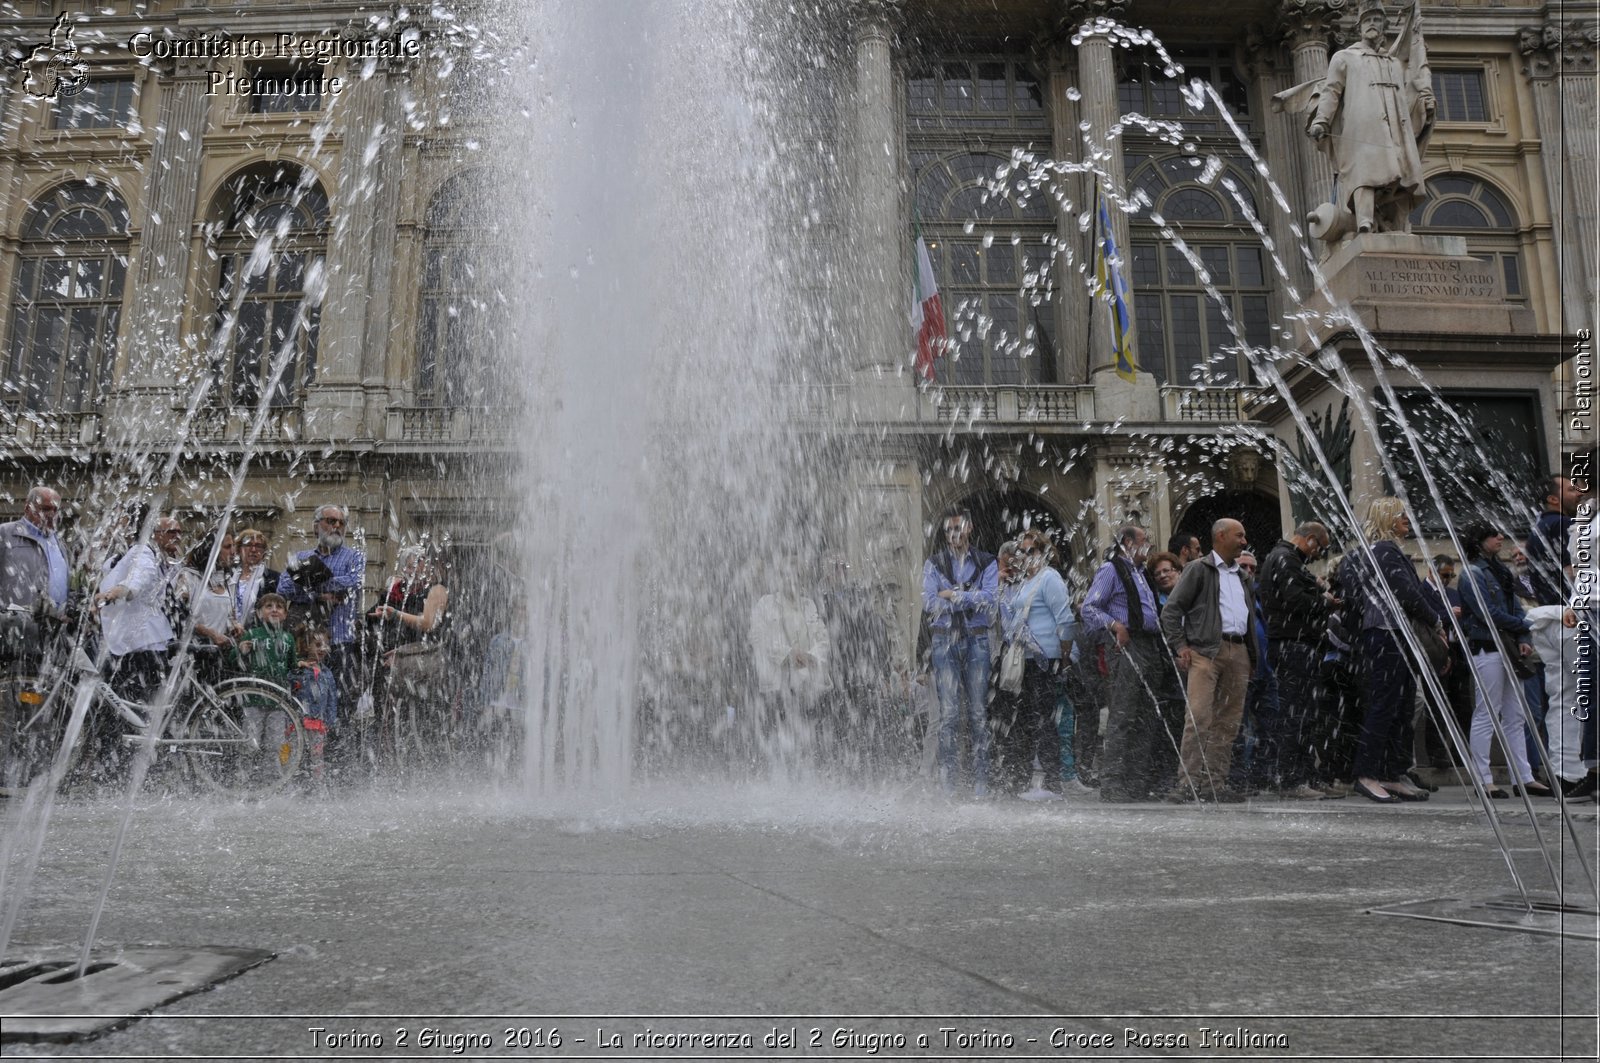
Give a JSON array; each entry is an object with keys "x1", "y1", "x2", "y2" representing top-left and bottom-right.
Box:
[
  {"x1": 368, "y1": 545, "x2": 452, "y2": 767},
  {"x1": 994, "y1": 529, "x2": 1077, "y2": 800},
  {"x1": 1349, "y1": 498, "x2": 1444, "y2": 803},
  {"x1": 1459, "y1": 523, "x2": 1550, "y2": 798}
]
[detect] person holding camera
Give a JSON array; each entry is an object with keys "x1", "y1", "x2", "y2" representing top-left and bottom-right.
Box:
[{"x1": 277, "y1": 504, "x2": 366, "y2": 728}]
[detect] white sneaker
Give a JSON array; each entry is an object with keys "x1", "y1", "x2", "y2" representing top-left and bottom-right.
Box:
[
  {"x1": 1061, "y1": 777, "x2": 1095, "y2": 796},
  {"x1": 1019, "y1": 787, "x2": 1063, "y2": 802}
]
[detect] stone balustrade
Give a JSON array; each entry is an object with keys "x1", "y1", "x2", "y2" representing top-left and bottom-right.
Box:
[
  {"x1": 0, "y1": 387, "x2": 1263, "y2": 459},
  {"x1": 1160, "y1": 385, "x2": 1255, "y2": 423},
  {"x1": 386, "y1": 405, "x2": 520, "y2": 443},
  {"x1": 0, "y1": 408, "x2": 100, "y2": 452}
]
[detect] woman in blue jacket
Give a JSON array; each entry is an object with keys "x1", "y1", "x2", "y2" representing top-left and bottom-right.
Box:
[
  {"x1": 1350, "y1": 498, "x2": 1444, "y2": 803},
  {"x1": 996, "y1": 528, "x2": 1077, "y2": 799},
  {"x1": 1459, "y1": 523, "x2": 1550, "y2": 798}
]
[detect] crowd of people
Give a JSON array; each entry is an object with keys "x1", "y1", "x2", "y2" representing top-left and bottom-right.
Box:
[
  {"x1": 0, "y1": 487, "x2": 464, "y2": 787},
  {"x1": 916, "y1": 484, "x2": 1600, "y2": 806},
  {"x1": 2, "y1": 476, "x2": 1598, "y2": 804}
]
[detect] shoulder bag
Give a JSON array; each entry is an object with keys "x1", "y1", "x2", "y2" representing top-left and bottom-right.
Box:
[{"x1": 997, "y1": 577, "x2": 1044, "y2": 694}]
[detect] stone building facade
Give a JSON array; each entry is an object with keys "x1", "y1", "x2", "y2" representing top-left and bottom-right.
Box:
[{"x1": 0, "y1": 0, "x2": 1593, "y2": 653}]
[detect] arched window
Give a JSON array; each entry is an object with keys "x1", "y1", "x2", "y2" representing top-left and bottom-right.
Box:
[
  {"x1": 1410, "y1": 174, "x2": 1524, "y2": 300},
  {"x1": 910, "y1": 149, "x2": 1056, "y2": 385},
  {"x1": 4, "y1": 182, "x2": 129, "y2": 412},
  {"x1": 1126, "y1": 154, "x2": 1273, "y2": 385},
  {"x1": 417, "y1": 170, "x2": 506, "y2": 406},
  {"x1": 209, "y1": 164, "x2": 329, "y2": 408}
]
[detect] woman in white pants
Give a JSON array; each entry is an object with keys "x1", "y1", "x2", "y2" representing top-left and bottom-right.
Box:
[
  {"x1": 1459, "y1": 524, "x2": 1548, "y2": 798},
  {"x1": 1526, "y1": 605, "x2": 1592, "y2": 789}
]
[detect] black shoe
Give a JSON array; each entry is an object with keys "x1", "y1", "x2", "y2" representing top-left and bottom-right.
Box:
[
  {"x1": 1354, "y1": 780, "x2": 1397, "y2": 804},
  {"x1": 1512, "y1": 781, "x2": 1554, "y2": 798},
  {"x1": 1405, "y1": 769, "x2": 1439, "y2": 793},
  {"x1": 1484, "y1": 787, "x2": 1511, "y2": 800},
  {"x1": 1562, "y1": 774, "x2": 1599, "y2": 799}
]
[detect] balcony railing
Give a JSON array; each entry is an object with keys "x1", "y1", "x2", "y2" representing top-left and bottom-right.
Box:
[
  {"x1": 184, "y1": 407, "x2": 303, "y2": 445},
  {"x1": 387, "y1": 405, "x2": 521, "y2": 443},
  {"x1": 925, "y1": 385, "x2": 1095, "y2": 425},
  {"x1": 1, "y1": 409, "x2": 100, "y2": 449},
  {"x1": 1161, "y1": 385, "x2": 1256, "y2": 423}
]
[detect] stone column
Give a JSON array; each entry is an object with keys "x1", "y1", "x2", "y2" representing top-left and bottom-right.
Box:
[
  {"x1": 852, "y1": 0, "x2": 905, "y2": 377},
  {"x1": 1243, "y1": 23, "x2": 1314, "y2": 299},
  {"x1": 1063, "y1": 0, "x2": 1157, "y2": 420},
  {"x1": 1520, "y1": 17, "x2": 1599, "y2": 335},
  {"x1": 310, "y1": 63, "x2": 397, "y2": 440},
  {"x1": 111, "y1": 56, "x2": 212, "y2": 430},
  {"x1": 357, "y1": 59, "x2": 412, "y2": 436},
  {"x1": 1277, "y1": 0, "x2": 1342, "y2": 224},
  {"x1": 1044, "y1": 37, "x2": 1089, "y2": 385}
]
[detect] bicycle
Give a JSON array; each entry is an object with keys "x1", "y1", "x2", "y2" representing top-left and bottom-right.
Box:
[{"x1": 5, "y1": 636, "x2": 307, "y2": 797}]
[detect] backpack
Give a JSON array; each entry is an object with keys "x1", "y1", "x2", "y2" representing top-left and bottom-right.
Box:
[{"x1": 1326, "y1": 553, "x2": 1368, "y2": 653}]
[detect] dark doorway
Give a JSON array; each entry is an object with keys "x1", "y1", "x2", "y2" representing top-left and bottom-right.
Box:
[
  {"x1": 1176, "y1": 490, "x2": 1282, "y2": 556},
  {"x1": 929, "y1": 487, "x2": 1073, "y2": 569}
]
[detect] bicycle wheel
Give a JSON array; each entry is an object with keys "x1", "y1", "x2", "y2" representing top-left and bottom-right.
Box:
[{"x1": 182, "y1": 678, "x2": 305, "y2": 795}]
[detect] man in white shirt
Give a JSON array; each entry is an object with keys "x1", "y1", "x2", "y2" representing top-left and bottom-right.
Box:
[
  {"x1": 95, "y1": 517, "x2": 185, "y2": 701},
  {"x1": 1158, "y1": 518, "x2": 1259, "y2": 802}
]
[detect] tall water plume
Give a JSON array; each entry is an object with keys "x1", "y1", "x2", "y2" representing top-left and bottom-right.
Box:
[{"x1": 493, "y1": 0, "x2": 852, "y2": 792}]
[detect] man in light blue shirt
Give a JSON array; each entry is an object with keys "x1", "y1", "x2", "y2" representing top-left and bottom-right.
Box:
[
  {"x1": 278, "y1": 503, "x2": 366, "y2": 726},
  {"x1": 921, "y1": 507, "x2": 998, "y2": 796}
]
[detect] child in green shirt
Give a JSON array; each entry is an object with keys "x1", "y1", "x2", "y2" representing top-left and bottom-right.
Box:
[
  {"x1": 235, "y1": 593, "x2": 298, "y2": 759},
  {"x1": 236, "y1": 593, "x2": 297, "y2": 684}
]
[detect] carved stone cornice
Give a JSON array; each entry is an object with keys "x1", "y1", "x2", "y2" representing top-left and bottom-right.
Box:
[
  {"x1": 851, "y1": 0, "x2": 904, "y2": 45},
  {"x1": 1061, "y1": 0, "x2": 1132, "y2": 27},
  {"x1": 170, "y1": 55, "x2": 214, "y2": 81},
  {"x1": 1240, "y1": 23, "x2": 1288, "y2": 80},
  {"x1": 1275, "y1": 0, "x2": 1346, "y2": 50},
  {"x1": 1518, "y1": 19, "x2": 1599, "y2": 80}
]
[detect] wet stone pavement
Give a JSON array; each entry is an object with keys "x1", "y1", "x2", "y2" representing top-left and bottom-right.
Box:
[{"x1": 1, "y1": 780, "x2": 1596, "y2": 1061}]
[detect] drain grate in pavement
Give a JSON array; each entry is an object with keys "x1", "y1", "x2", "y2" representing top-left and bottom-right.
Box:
[
  {"x1": 1367, "y1": 893, "x2": 1600, "y2": 940},
  {"x1": 0, "y1": 945, "x2": 274, "y2": 1043}
]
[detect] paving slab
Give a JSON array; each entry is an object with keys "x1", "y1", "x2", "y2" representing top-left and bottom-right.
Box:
[{"x1": 0, "y1": 779, "x2": 1595, "y2": 1061}]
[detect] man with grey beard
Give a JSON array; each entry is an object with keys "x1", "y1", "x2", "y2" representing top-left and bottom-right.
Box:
[{"x1": 278, "y1": 504, "x2": 366, "y2": 738}]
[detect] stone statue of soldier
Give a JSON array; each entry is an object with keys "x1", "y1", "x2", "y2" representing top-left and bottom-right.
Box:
[{"x1": 1274, "y1": 0, "x2": 1436, "y2": 246}]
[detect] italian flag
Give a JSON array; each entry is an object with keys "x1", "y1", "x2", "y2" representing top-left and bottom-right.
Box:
[{"x1": 911, "y1": 232, "x2": 946, "y2": 381}]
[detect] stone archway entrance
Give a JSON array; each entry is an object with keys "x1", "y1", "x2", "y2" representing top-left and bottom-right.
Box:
[
  {"x1": 1176, "y1": 490, "x2": 1283, "y2": 555},
  {"x1": 931, "y1": 486, "x2": 1073, "y2": 568}
]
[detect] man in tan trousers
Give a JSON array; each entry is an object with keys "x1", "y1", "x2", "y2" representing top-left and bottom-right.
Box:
[{"x1": 1159, "y1": 518, "x2": 1258, "y2": 802}]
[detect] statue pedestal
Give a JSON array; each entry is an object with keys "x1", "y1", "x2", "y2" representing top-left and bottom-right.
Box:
[
  {"x1": 1257, "y1": 233, "x2": 1563, "y2": 534},
  {"x1": 1302, "y1": 233, "x2": 1536, "y2": 339}
]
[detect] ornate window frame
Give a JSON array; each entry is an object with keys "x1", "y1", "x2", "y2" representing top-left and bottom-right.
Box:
[
  {"x1": 3, "y1": 181, "x2": 130, "y2": 413},
  {"x1": 206, "y1": 163, "x2": 330, "y2": 409}
]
